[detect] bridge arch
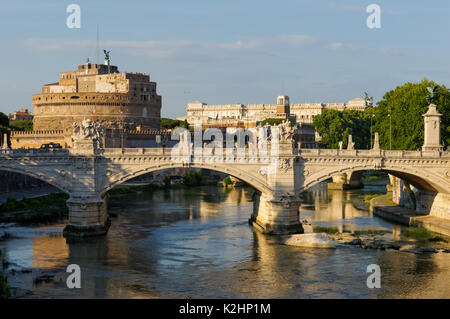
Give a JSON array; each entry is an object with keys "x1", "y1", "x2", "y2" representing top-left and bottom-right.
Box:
[
  {"x1": 301, "y1": 164, "x2": 450, "y2": 194},
  {"x1": 0, "y1": 166, "x2": 71, "y2": 194},
  {"x1": 101, "y1": 162, "x2": 273, "y2": 196}
]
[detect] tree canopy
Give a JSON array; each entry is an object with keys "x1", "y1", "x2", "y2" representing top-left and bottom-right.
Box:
[
  {"x1": 160, "y1": 118, "x2": 188, "y2": 129},
  {"x1": 312, "y1": 79, "x2": 450, "y2": 150},
  {"x1": 0, "y1": 112, "x2": 8, "y2": 127},
  {"x1": 260, "y1": 118, "x2": 295, "y2": 126},
  {"x1": 312, "y1": 109, "x2": 371, "y2": 149},
  {"x1": 9, "y1": 120, "x2": 33, "y2": 131},
  {"x1": 260, "y1": 118, "x2": 284, "y2": 126},
  {"x1": 373, "y1": 79, "x2": 450, "y2": 150},
  {"x1": 0, "y1": 112, "x2": 9, "y2": 135}
]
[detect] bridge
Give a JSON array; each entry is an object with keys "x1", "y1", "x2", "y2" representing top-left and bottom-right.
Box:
[{"x1": 0, "y1": 105, "x2": 448, "y2": 237}]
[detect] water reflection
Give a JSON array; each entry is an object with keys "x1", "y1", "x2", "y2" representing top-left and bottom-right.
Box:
[
  {"x1": 301, "y1": 184, "x2": 393, "y2": 233},
  {"x1": 0, "y1": 185, "x2": 449, "y2": 298}
]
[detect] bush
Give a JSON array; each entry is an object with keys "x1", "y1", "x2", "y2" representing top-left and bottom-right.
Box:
[
  {"x1": 9, "y1": 120, "x2": 33, "y2": 131},
  {"x1": 260, "y1": 118, "x2": 295, "y2": 126},
  {"x1": 364, "y1": 194, "x2": 384, "y2": 202},
  {"x1": 0, "y1": 193, "x2": 69, "y2": 213},
  {"x1": 183, "y1": 171, "x2": 203, "y2": 187},
  {"x1": 161, "y1": 118, "x2": 188, "y2": 129},
  {"x1": 1, "y1": 197, "x2": 20, "y2": 211},
  {"x1": 0, "y1": 112, "x2": 8, "y2": 128},
  {"x1": 163, "y1": 176, "x2": 171, "y2": 188},
  {"x1": 0, "y1": 273, "x2": 10, "y2": 299},
  {"x1": 223, "y1": 176, "x2": 233, "y2": 186},
  {"x1": 402, "y1": 227, "x2": 445, "y2": 241}
]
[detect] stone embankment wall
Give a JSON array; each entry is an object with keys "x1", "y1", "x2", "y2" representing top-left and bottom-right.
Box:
[{"x1": 390, "y1": 175, "x2": 450, "y2": 220}]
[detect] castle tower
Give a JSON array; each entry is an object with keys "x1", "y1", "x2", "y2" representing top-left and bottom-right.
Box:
[
  {"x1": 276, "y1": 95, "x2": 290, "y2": 115},
  {"x1": 422, "y1": 103, "x2": 443, "y2": 151},
  {"x1": 32, "y1": 61, "x2": 161, "y2": 132}
]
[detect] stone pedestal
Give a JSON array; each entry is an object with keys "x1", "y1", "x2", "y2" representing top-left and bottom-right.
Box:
[
  {"x1": 422, "y1": 104, "x2": 443, "y2": 151},
  {"x1": 63, "y1": 196, "x2": 110, "y2": 238},
  {"x1": 71, "y1": 139, "x2": 95, "y2": 155},
  {"x1": 250, "y1": 192, "x2": 303, "y2": 235}
]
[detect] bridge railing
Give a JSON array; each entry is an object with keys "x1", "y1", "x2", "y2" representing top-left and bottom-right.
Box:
[
  {"x1": 0, "y1": 148, "x2": 70, "y2": 156},
  {"x1": 298, "y1": 148, "x2": 448, "y2": 158},
  {"x1": 100, "y1": 146, "x2": 284, "y2": 164}
]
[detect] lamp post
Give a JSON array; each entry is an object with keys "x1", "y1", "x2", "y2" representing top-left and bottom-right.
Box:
[
  {"x1": 388, "y1": 106, "x2": 392, "y2": 150},
  {"x1": 120, "y1": 109, "x2": 124, "y2": 149},
  {"x1": 370, "y1": 108, "x2": 374, "y2": 148},
  {"x1": 364, "y1": 92, "x2": 374, "y2": 149}
]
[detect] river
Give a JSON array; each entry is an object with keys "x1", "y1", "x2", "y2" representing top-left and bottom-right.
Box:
[{"x1": 0, "y1": 183, "x2": 449, "y2": 298}]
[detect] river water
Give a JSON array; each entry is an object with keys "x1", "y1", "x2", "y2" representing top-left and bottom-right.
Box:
[{"x1": 1, "y1": 183, "x2": 449, "y2": 299}]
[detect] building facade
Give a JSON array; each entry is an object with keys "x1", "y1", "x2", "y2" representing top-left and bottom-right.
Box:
[
  {"x1": 8, "y1": 109, "x2": 33, "y2": 121},
  {"x1": 32, "y1": 61, "x2": 161, "y2": 131},
  {"x1": 10, "y1": 60, "x2": 163, "y2": 149},
  {"x1": 185, "y1": 96, "x2": 366, "y2": 125}
]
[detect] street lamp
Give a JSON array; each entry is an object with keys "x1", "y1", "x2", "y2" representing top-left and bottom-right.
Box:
[
  {"x1": 120, "y1": 108, "x2": 124, "y2": 148},
  {"x1": 388, "y1": 106, "x2": 392, "y2": 150},
  {"x1": 364, "y1": 92, "x2": 374, "y2": 148},
  {"x1": 370, "y1": 108, "x2": 374, "y2": 147}
]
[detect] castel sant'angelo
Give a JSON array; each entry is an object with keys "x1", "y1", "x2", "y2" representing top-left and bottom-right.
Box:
[{"x1": 11, "y1": 53, "x2": 167, "y2": 148}]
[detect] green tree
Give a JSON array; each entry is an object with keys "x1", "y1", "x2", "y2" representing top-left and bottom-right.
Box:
[
  {"x1": 0, "y1": 112, "x2": 8, "y2": 127},
  {"x1": 0, "y1": 112, "x2": 8, "y2": 136},
  {"x1": 312, "y1": 109, "x2": 371, "y2": 149},
  {"x1": 182, "y1": 170, "x2": 203, "y2": 187},
  {"x1": 260, "y1": 118, "x2": 295, "y2": 126},
  {"x1": 374, "y1": 79, "x2": 450, "y2": 150},
  {"x1": 0, "y1": 273, "x2": 10, "y2": 299},
  {"x1": 9, "y1": 120, "x2": 33, "y2": 131},
  {"x1": 160, "y1": 118, "x2": 188, "y2": 129}
]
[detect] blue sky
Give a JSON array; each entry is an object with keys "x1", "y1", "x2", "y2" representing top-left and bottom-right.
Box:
[{"x1": 1, "y1": 0, "x2": 450, "y2": 118}]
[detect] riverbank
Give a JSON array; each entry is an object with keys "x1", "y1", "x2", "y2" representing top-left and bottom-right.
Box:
[
  {"x1": 0, "y1": 193, "x2": 68, "y2": 224},
  {"x1": 370, "y1": 193, "x2": 450, "y2": 237},
  {"x1": 0, "y1": 171, "x2": 218, "y2": 224},
  {"x1": 329, "y1": 230, "x2": 449, "y2": 253},
  {"x1": 282, "y1": 230, "x2": 450, "y2": 254}
]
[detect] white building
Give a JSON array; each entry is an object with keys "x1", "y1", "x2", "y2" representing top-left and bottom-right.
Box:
[{"x1": 185, "y1": 96, "x2": 367, "y2": 125}]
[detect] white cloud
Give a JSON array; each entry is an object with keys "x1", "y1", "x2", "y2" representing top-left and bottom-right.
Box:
[
  {"x1": 23, "y1": 34, "x2": 400, "y2": 60},
  {"x1": 277, "y1": 34, "x2": 320, "y2": 46}
]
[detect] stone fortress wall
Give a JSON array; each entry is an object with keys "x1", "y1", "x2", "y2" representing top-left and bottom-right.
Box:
[
  {"x1": 10, "y1": 128, "x2": 171, "y2": 149},
  {"x1": 33, "y1": 62, "x2": 161, "y2": 132},
  {"x1": 10, "y1": 130, "x2": 69, "y2": 149},
  {"x1": 11, "y1": 61, "x2": 163, "y2": 149}
]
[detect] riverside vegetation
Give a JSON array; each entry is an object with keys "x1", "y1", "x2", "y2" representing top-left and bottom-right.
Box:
[
  {"x1": 0, "y1": 193, "x2": 69, "y2": 224},
  {"x1": 0, "y1": 273, "x2": 10, "y2": 299},
  {"x1": 305, "y1": 226, "x2": 449, "y2": 254},
  {"x1": 0, "y1": 171, "x2": 209, "y2": 224}
]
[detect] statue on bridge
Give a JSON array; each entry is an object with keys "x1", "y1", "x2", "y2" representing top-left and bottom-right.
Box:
[
  {"x1": 364, "y1": 92, "x2": 373, "y2": 107},
  {"x1": 426, "y1": 85, "x2": 439, "y2": 104},
  {"x1": 72, "y1": 119, "x2": 105, "y2": 149},
  {"x1": 347, "y1": 134, "x2": 355, "y2": 150},
  {"x1": 278, "y1": 119, "x2": 295, "y2": 142},
  {"x1": 373, "y1": 132, "x2": 380, "y2": 150}
]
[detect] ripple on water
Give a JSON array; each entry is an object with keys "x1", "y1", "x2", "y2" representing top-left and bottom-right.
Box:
[{"x1": 0, "y1": 185, "x2": 449, "y2": 298}]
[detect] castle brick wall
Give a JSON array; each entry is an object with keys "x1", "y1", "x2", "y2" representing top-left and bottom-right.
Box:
[{"x1": 10, "y1": 130, "x2": 70, "y2": 149}]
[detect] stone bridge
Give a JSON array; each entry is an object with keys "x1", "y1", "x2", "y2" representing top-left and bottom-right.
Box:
[{"x1": 0, "y1": 104, "x2": 448, "y2": 237}]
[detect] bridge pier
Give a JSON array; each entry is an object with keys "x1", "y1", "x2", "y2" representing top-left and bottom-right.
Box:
[
  {"x1": 63, "y1": 195, "x2": 111, "y2": 238},
  {"x1": 250, "y1": 192, "x2": 304, "y2": 235}
]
